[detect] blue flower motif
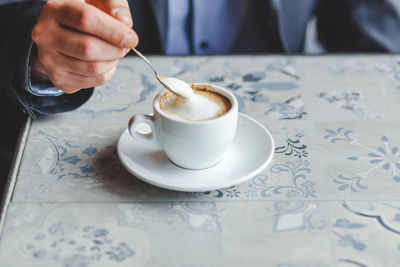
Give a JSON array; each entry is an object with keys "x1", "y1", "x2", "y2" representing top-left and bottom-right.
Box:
[
  {"x1": 204, "y1": 186, "x2": 240, "y2": 198},
  {"x1": 61, "y1": 156, "x2": 82, "y2": 165},
  {"x1": 275, "y1": 135, "x2": 308, "y2": 158},
  {"x1": 226, "y1": 83, "x2": 242, "y2": 90},
  {"x1": 300, "y1": 180, "x2": 315, "y2": 190},
  {"x1": 324, "y1": 128, "x2": 353, "y2": 143},
  {"x1": 83, "y1": 145, "x2": 97, "y2": 157},
  {"x1": 93, "y1": 229, "x2": 109, "y2": 238},
  {"x1": 266, "y1": 95, "x2": 306, "y2": 120},
  {"x1": 333, "y1": 175, "x2": 367, "y2": 193},
  {"x1": 244, "y1": 175, "x2": 273, "y2": 198},
  {"x1": 208, "y1": 76, "x2": 224, "y2": 82},
  {"x1": 334, "y1": 231, "x2": 366, "y2": 252},
  {"x1": 79, "y1": 164, "x2": 94, "y2": 176},
  {"x1": 269, "y1": 160, "x2": 316, "y2": 198},
  {"x1": 28, "y1": 224, "x2": 135, "y2": 265},
  {"x1": 65, "y1": 141, "x2": 80, "y2": 148},
  {"x1": 332, "y1": 218, "x2": 366, "y2": 229},
  {"x1": 334, "y1": 133, "x2": 400, "y2": 185},
  {"x1": 363, "y1": 136, "x2": 400, "y2": 182},
  {"x1": 243, "y1": 72, "x2": 265, "y2": 82}
]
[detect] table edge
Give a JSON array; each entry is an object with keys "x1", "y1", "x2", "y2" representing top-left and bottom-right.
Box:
[{"x1": 0, "y1": 117, "x2": 32, "y2": 234}]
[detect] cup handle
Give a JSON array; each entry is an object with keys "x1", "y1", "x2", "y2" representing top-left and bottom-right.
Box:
[{"x1": 128, "y1": 114, "x2": 159, "y2": 147}]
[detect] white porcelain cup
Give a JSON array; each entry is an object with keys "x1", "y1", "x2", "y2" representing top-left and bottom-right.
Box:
[{"x1": 128, "y1": 84, "x2": 238, "y2": 169}]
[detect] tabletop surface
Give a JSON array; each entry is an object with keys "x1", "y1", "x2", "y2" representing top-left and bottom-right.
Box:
[{"x1": 0, "y1": 55, "x2": 400, "y2": 267}]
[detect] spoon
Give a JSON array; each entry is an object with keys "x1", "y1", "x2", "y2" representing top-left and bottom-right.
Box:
[{"x1": 131, "y1": 48, "x2": 194, "y2": 99}]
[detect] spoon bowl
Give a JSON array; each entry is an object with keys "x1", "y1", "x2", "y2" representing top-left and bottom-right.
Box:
[{"x1": 132, "y1": 48, "x2": 193, "y2": 98}]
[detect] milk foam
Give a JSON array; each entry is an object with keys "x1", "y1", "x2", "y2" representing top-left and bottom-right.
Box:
[
  {"x1": 159, "y1": 77, "x2": 195, "y2": 99},
  {"x1": 162, "y1": 94, "x2": 221, "y2": 121}
]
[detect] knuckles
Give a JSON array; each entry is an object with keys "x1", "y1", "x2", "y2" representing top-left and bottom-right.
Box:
[
  {"x1": 31, "y1": 26, "x2": 42, "y2": 43},
  {"x1": 32, "y1": 24, "x2": 55, "y2": 47},
  {"x1": 47, "y1": 70, "x2": 66, "y2": 89},
  {"x1": 48, "y1": 71, "x2": 79, "y2": 94},
  {"x1": 73, "y1": 6, "x2": 92, "y2": 30},
  {"x1": 43, "y1": 0, "x2": 59, "y2": 13},
  {"x1": 49, "y1": 71, "x2": 110, "y2": 92},
  {"x1": 31, "y1": 13, "x2": 47, "y2": 44},
  {"x1": 86, "y1": 61, "x2": 117, "y2": 76},
  {"x1": 78, "y1": 39, "x2": 94, "y2": 59},
  {"x1": 94, "y1": 73, "x2": 107, "y2": 85},
  {"x1": 86, "y1": 61, "x2": 101, "y2": 75},
  {"x1": 58, "y1": 2, "x2": 90, "y2": 29},
  {"x1": 79, "y1": 39, "x2": 126, "y2": 61},
  {"x1": 93, "y1": 67, "x2": 116, "y2": 86},
  {"x1": 32, "y1": 1, "x2": 59, "y2": 45}
]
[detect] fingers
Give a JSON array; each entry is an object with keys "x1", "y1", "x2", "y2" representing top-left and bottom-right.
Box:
[
  {"x1": 31, "y1": 0, "x2": 136, "y2": 93},
  {"x1": 54, "y1": 25, "x2": 129, "y2": 61},
  {"x1": 63, "y1": 66, "x2": 117, "y2": 94},
  {"x1": 41, "y1": 56, "x2": 118, "y2": 94},
  {"x1": 86, "y1": 0, "x2": 133, "y2": 26},
  {"x1": 56, "y1": 1, "x2": 137, "y2": 48},
  {"x1": 57, "y1": 54, "x2": 119, "y2": 77},
  {"x1": 37, "y1": 41, "x2": 120, "y2": 91}
]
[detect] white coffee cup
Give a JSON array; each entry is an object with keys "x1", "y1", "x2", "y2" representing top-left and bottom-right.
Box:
[{"x1": 128, "y1": 84, "x2": 238, "y2": 169}]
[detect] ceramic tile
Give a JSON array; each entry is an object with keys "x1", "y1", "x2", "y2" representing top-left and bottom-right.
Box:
[
  {"x1": 0, "y1": 201, "x2": 332, "y2": 266},
  {"x1": 13, "y1": 120, "x2": 319, "y2": 202},
  {"x1": 312, "y1": 121, "x2": 400, "y2": 200},
  {"x1": 4, "y1": 56, "x2": 400, "y2": 266},
  {"x1": 2, "y1": 201, "x2": 399, "y2": 266}
]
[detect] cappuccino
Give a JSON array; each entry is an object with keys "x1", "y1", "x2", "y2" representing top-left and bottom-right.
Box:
[{"x1": 158, "y1": 84, "x2": 231, "y2": 121}]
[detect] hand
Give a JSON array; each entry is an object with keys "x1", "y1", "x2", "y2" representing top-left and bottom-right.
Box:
[{"x1": 31, "y1": 0, "x2": 138, "y2": 94}]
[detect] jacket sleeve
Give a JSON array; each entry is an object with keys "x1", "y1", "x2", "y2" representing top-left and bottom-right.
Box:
[
  {"x1": 316, "y1": 0, "x2": 400, "y2": 52},
  {"x1": 0, "y1": 1, "x2": 93, "y2": 119}
]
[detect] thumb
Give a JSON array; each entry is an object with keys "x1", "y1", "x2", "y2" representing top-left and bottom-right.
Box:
[{"x1": 85, "y1": 0, "x2": 133, "y2": 27}]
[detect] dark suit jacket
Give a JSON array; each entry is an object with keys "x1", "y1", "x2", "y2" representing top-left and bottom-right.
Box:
[{"x1": 1, "y1": 0, "x2": 400, "y2": 118}]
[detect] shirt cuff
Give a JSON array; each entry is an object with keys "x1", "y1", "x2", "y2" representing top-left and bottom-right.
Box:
[
  {"x1": 27, "y1": 42, "x2": 64, "y2": 97},
  {"x1": 29, "y1": 82, "x2": 65, "y2": 97}
]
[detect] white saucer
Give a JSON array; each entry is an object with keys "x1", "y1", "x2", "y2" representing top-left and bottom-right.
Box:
[{"x1": 117, "y1": 113, "x2": 274, "y2": 192}]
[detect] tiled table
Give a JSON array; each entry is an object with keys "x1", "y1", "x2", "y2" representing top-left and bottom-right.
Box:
[{"x1": 1, "y1": 55, "x2": 400, "y2": 266}]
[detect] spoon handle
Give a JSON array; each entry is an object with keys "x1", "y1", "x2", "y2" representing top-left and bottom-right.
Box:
[
  {"x1": 131, "y1": 47, "x2": 188, "y2": 98},
  {"x1": 131, "y1": 47, "x2": 158, "y2": 76}
]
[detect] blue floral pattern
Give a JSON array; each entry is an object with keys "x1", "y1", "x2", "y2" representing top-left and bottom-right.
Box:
[
  {"x1": 332, "y1": 218, "x2": 366, "y2": 229},
  {"x1": 324, "y1": 128, "x2": 353, "y2": 144},
  {"x1": 40, "y1": 132, "x2": 122, "y2": 180},
  {"x1": 333, "y1": 175, "x2": 368, "y2": 193},
  {"x1": 204, "y1": 186, "x2": 241, "y2": 198},
  {"x1": 265, "y1": 95, "x2": 306, "y2": 120},
  {"x1": 25, "y1": 223, "x2": 135, "y2": 266},
  {"x1": 168, "y1": 202, "x2": 222, "y2": 232},
  {"x1": 275, "y1": 131, "x2": 308, "y2": 158},
  {"x1": 243, "y1": 175, "x2": 273, "y2": 198},
  {"x1": 318, "y1": 91, "x2": 367, "y2": 118},
  {"x1": 326, "y1": 129, "x2": 400, "y2": 192},
  {"x1": 195, "y1": 160, "x2": 315, "y2": 200},
  {"x1": 268, "y1": 160, "x2": 316, "y2": 198},
  {"x1": 333, "y1": 231, "x2": 366, "y2": 252},
  {"x1": 272, "y1": 202, "x2": 326, "y2": 233}
]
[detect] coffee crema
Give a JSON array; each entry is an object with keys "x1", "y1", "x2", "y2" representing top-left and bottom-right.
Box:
[{"x1": 158, "y1": 84, "x2": 231, "y2": 121}]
